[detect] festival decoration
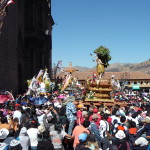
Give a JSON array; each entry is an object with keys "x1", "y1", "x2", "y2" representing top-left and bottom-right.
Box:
[
  {"x1": 87, "y1": 91, "x2": 95, "y2": 100},
  {"x1": 26, "y1": 68, "x2": 51, "y2": 95},
  {"x1": 91, "y1": 46, "x2": 111, "y2": 79},
  {"x1": 85, "y1": 46, "x2": 114, "y2": 102},
  {"x1": 94, "y1": 46, "x2": 111, "y2": 68},
  {"x1": 61, "y1": 62, "x2": 78, "y2": 91}
]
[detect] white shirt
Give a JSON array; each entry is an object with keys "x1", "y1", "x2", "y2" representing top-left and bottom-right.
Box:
[
  {"x1": 131, "y1": 117, "x2": 139, "y2": 126},
  {"x1": 99, "y1": 120, "x2": 109, "y2": 138},
  {"x1": 37, "y1": 114, "x2": 45, "y2": 125},
  {"x1": 111, "y1": 115, "x2": 120, "y2": 124},
  {"x1": 13, "y1": 110, "x2": 22, "y2": 122},
  {"x1": 27, "y1": 128, "x2": 39, "y2": 147}
]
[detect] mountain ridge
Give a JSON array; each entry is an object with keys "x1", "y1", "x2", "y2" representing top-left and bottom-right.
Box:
[{"x1": 73, "y1": 60, "x2": 150, "y2": 74}]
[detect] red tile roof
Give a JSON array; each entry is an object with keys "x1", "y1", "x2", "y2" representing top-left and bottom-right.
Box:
[{"x1": 57, "y1": 71, "x2": 150, "y2": 80}]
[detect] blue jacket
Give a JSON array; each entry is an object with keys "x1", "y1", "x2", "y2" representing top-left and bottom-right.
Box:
[{"x1": 89, "y1": 122, "x2": 102, "y2": 141}]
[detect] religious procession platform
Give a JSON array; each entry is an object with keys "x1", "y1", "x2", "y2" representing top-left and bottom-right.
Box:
[
  {"x1": 83, "y1": 100, "x2": 128, "y2": 108},
  {"x1": 85, "y1": 79, "x2": 112, "y2": 101},
  {"x1": 83, "y1": 79, "x2": 128, "y2": 107}
]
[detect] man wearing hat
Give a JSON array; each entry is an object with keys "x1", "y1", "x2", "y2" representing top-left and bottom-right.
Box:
[
  {"x1": 75, "y1": 133, "x2": 91, "y2": 150},
  {"x1": 137, "y1": 117, "x2": 150, "y2": 140},
  {"x1": 66, "y1": 95, "x2": 77, "y2": 135},
  {"x1": 89, "y1": 114, "x2": 109, "y2": 150},
  {"x1": 89, "y1": 108, "x2": 101, "y2": 126}
]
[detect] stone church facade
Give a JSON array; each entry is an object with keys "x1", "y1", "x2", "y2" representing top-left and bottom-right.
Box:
[{"x1": 0, "y1": 0, "x2": 54, "y2": 94}]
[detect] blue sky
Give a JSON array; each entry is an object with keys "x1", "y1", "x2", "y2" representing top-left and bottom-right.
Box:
[{"x1": 51, "y1": 0, "x2": 150, "y2": 68}]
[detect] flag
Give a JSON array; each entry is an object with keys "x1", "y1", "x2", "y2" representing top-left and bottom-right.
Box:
[{"x1": 7, "y1": 0, "x2": 14, "y2": 6}]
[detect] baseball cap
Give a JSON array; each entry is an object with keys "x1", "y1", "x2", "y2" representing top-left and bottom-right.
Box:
[
  {"x1": 78, "y1": 133, "x2": 88, "y2": 142},
  {"x1": 93, "y1": 108, "x2": 98, "y2": 113},
  {"x1": 92, "y1": 114, "x2": 100, "y2": 120}
]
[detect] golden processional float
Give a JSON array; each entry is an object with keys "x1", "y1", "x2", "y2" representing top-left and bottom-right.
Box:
[{"x1": 84, "y1": 46, "x2": 115, "y2": 106}]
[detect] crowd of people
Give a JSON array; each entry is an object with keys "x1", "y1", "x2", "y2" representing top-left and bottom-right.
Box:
[{"x1": 0, "y1": 90, "x2": 150, "y2": 150}]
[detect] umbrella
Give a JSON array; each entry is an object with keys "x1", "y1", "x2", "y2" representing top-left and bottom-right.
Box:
[
  {"x1": 0, "y1": 90, "x2": 14, "y2": 103},
  {"x1": 58, "y1": 95, "x2": 65, "y2": 99},
  {"x1": 34, "y1": 97, "x2": 48, "y2": 105}
]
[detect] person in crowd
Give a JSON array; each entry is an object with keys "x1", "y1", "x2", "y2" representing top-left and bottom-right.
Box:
[
  {"x1": 75, "y1": 133, "x2": 91, "y2": 150},
  {"x1": 137, "y1": 117, "x2": 150, "y2": 140},
  {"x1": 86, "y1": 134, "x2": 99, "y2": 150},
  {"x1": 134, "y1": 137, "x2": 149, "y2": 150},
  {"x1": 35, "y1": 105, "x2": 45, "y2": 125},
  {"x1": 126, "y1": 120, "x2": 138, "y2": 149},
  {"x1": 131, "y1": 113, "x2": 139, "y2": 127},
  {"x1": 89, "y1": 108, "x2": 101, "y2": 126},
  {"x1": 4, "y1": 128, "x2": 16, "y2": 145},
  {"x1": 72, "y1": 120, "x2": 90, "y2": 148},
  {"x1": 0, "y1": 116, "x2": 13, "y2": 130},
  {"x1": 89, "y1": 114, "x2": 109, "y2": 150},
  {"x1": 113, "y1": 116, "x2": 128, "y2": 135},
  {"x1": 19, "y1": 127, "x2": 30, "y2": 150},
  {"x1": 112, "y1": 130, "x2": 130, "y2": 150},
  {"x1": 27, "y1": 120, "x2": 39, "y2": 150},
  {"x1": 50, "y1": 123, "x2": 72, "y2": 150},
  {"x1": 37, "y1": 130, "x2": 54, "y2": 150},
  {"x1": 125, "y1": 111, "x2": 132, "y2": 121},
  {"x1": 13, "y1": 106, "x2": 22, "y2": 123},
  {"x1": 43, "y1": 104, "x2": 59, "y2": 131},
  {"x1": 99, "y1": 113, "x2": 110, "y2": 139},
  {"x1": 110, "y1": 109, "x2": 120, "y2": 125},
  {"x1": 76, "y1": 104, "x2": 84, "y2": 125},
  {"x1": 9, "y1": 139, "x2": 22, "y2": 150},
  {"x1": 82, "y1": 111, "x2": 89, "y2": 122},
  {"x1": 88, "y1": 102, "x2": 95, "y2": 114},
  {"x1": 66, "y1": 95, "x2": 77, "y2": 135}
]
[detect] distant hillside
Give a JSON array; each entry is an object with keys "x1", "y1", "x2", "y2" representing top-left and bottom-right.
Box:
[
  {"x1": 74, "y1": 66, "x2": 90, "y2": 72},
  {"x1": 105, "y1": 63, "x2": 136, "y2": 72},
  {"x1": 129, "y1": 60, "x2": 150, "y2": 74},
  {"x1": 74, "y1": 60, "x2": 150, "y2": 75}
]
